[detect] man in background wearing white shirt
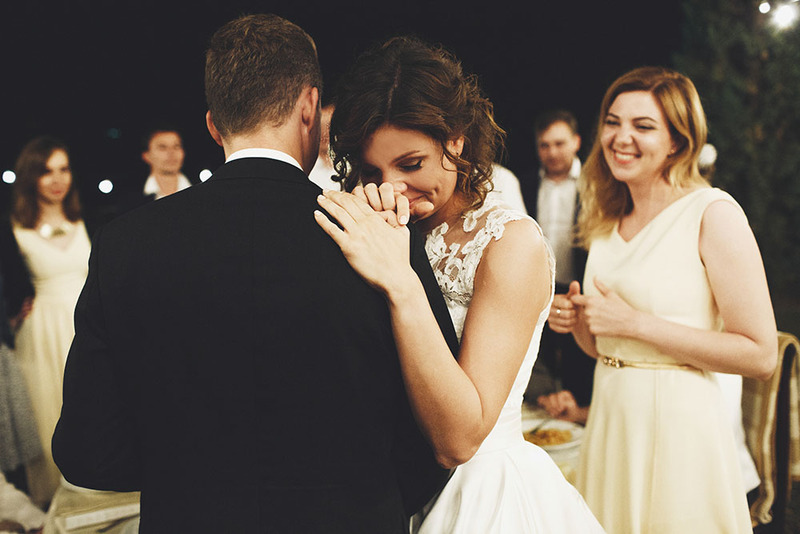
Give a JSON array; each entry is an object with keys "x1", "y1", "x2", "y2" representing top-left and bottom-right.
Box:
[
  {"x1": 487, "y1": 163, "x2": 527, "y2": 213},
  {"x1": 524, "y1": 110, "x2": 594, "y2": 423},
  {"x1": 141, "y1": 128, "x2": 193, "y2": 200}
]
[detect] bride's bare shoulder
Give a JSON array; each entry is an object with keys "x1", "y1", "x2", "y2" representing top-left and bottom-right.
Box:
[
  {"x1": 476, "y1": 214, "x2": 551, "y2": 309},
  {"x1": 482, "y1": 215, "x2": 549, "y2": 271}
]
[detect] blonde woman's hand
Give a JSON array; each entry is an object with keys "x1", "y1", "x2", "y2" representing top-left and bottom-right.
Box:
[
  {"x1": 548, "y1": 281, "x2": 581, "y2": 334},
  {"x1": 571, "y1": 277, "x2": 639, "y2": 338}
]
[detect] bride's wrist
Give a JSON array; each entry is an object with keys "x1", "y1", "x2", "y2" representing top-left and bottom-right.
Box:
[{"x1": 384, "y1": 269, "x2": 425, "y2": 306}]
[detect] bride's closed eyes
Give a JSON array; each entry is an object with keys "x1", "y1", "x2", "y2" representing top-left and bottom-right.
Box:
[
  {"x1": 400, "y1": 158, "x2": 424, "y2": 172},
  {"x1": 361, "y1": 157, "x2": 425, "y2": 183}
]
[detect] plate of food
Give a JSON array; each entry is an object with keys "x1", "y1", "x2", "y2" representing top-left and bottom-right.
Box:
[{"x1": 521, "y1": 418, "x2": 584, "y2": 451}]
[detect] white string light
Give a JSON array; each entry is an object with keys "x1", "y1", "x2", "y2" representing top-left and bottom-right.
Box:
[
  {"x1": 98, "y1": 179, "x2": 114, "y2": 194},
  {"x1": 772, "y1": 2, "x2": 799, "y2": 28}
]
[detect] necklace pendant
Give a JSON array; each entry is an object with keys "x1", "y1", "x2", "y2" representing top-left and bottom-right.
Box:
[{"x1": 39, "y1": 221, "x2": 70, "y2": 239}]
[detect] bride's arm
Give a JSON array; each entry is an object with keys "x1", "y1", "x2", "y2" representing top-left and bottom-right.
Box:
[
  {"x1": 315, "y1": 191, "x2": 550, "y2": 467},
  {"x1": 393, "y1": 219, "x2": 550, "y2": 467}
]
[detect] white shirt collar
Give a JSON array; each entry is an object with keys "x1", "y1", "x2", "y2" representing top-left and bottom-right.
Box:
[
  {"x1": 539, "y1": 157, "x2": 581, "y2": 183},
  {"x1": 225, "y1": 148, "x2": 303, "y2": 172},
  {"x1": 143, "y1": 173, "x2": 192, "y2": 198}
]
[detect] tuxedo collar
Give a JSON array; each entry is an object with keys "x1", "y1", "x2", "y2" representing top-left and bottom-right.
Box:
[{"x1": 207, "y1": 156, "x2": 312, "y2": 187}]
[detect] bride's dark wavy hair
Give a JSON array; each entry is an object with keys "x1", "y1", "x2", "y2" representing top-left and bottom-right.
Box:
[{"x1": 330, "y1": 36, "x2": 505, "y2": 211}]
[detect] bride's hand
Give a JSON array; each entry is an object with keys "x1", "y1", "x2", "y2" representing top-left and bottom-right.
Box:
[
  {"x1": 352, "y1": 182, "x2": 410, "y2": 227},
  {"x1": 314, "y1": 190, "x2": 417, "y2": 295}
]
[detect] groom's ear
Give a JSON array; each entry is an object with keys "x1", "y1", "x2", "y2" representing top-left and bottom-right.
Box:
[
  {"x1": 298, "y1": 86, "x2": 320, "y2": 134},
  {"x1": 206, "y1": 111, "x2": 223, "y2": 147}
]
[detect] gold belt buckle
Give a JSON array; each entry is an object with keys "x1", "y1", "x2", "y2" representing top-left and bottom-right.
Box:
[{"x1": 603, "y1": 356, "x2": 624, "y2": 369}]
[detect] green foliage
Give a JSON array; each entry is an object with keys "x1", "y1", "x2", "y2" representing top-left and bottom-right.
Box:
[{"x1": 673, "y1": 0, "x2": 800, "y2": 323}]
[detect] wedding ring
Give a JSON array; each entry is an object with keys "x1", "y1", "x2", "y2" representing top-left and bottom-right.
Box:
[{"x1": 556, "y1": 307, "x2": 561, "y2": 315}]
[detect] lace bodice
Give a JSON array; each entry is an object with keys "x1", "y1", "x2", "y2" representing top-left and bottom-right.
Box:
[{"x1": 425, "y1": 199, "x2": 554, "y2": 339}]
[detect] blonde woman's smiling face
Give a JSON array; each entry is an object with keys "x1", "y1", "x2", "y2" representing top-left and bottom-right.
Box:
[
  {"x1": 361, "y1": 124, "x2": 465, "y2": 232},
  {"x1": 601, "y1": 90, "x2": 676, "y2": 185}
]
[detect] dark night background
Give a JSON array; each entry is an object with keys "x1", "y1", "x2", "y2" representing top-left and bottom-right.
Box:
[{"x1": 0, "y1": 0, "x2": 683, "y2": 221}]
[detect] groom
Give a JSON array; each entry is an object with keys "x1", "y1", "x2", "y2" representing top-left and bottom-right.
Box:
[{"x1": 52, "y1": 14, "x2": 457, "y2": 533}]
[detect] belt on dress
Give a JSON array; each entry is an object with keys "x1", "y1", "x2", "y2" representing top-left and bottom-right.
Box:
[{"x1": 601, "y1": 355, "x2": 699, "y2": 371}]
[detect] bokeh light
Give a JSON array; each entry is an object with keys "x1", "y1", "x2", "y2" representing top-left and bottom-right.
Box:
[
  {"x1": 98, "y1": 179, "x2": 114, "y2": 194},
  {"x1": 772, "y1": 3, "x2": 799, "y2": 28}
]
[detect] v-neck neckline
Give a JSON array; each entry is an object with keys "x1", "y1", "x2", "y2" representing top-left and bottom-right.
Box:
[{"x1": 614, "y1": 187, "x2": 707, "y2": 244}]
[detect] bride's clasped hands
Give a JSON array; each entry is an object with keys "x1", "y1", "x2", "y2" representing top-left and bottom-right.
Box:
[{"x1": 314, "y1": 183, "x2": 419, "y2": 295}]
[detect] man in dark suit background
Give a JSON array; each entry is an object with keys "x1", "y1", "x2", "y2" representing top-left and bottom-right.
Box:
[
  {"x1": 521, "y1": 110, "x2": 594, "y2": 423},
  {"x1": 53, "y1": 14, "x2": 456, "y2": 533}
]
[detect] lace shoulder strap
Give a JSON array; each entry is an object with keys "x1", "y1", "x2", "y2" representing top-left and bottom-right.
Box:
[{"x1": 425, "y1": 201, "x2": 535, "y2": 306}]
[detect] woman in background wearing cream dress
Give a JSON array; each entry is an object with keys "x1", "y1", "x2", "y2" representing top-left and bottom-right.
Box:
[
  {"x1": 11, "y1": 136, "x2": 91, "y2": 507},
  {"x1": 549, "y1": 67, "x2": 776, "y2": 533}
]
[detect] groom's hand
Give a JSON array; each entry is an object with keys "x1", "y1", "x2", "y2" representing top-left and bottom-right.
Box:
[{"x1": 354, "y1": 183, "x2": 410, "y2": 227}]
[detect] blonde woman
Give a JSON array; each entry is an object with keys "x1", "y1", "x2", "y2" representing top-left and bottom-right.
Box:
[{"x1": 548, "y1": 67, "x2": 776, "y2": 533}]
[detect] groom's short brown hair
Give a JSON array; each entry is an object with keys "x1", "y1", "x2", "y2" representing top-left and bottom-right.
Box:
[{"x1": 205, "y1": 14, "x2": 323, "y2": 138}]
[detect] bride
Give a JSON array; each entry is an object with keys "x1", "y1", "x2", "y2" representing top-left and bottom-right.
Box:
[{"x1": 314, "y1": 36, "x2": 603, "y2": 533}]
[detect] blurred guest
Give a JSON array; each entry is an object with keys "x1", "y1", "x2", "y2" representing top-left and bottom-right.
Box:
[
  {"x1": 10, "y1": 136, "x2": 91, "y2": 507},
  {"x1": 308, "y1": 103, "x2": 341, "y2": 190},
  {"x1": 486, "y1": 163, "x2": 527, "y2": 213},
  {"x1": 0, "y1": 471, "x2": 44, "y2": 534},
  {"x1": 550, "y1": 66, "x2": 776, "y2": 533},
  {"x1": 522, "y1": 110, "x2": 594, "y2": 420},
  {"x1": 0, "y1": 249, "x2": 40, "y2": 499},
  {"x1": 97, "y1": 127, "x2": 195, "y2": 226},
  {"x1": 0, "y1": 216, "x2": 34, "y2": 339},
  {"x1": 140, "y1": 127, "x2": 193, "y2": 201}
]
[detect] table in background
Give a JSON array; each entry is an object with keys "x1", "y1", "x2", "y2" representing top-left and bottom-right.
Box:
[
  {"x1": 43, "y1": 482, "x2": 139, "y2": 534},
  {"x1": 521, "y1": 403, "x2": 582, "y2": 485}
]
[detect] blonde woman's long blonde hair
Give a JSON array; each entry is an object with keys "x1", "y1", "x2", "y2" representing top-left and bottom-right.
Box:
[{"x1": 577, "y1": 66, "x2": 709, "y2": 247}]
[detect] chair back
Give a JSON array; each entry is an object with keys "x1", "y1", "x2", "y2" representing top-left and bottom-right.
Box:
[{"x1": 742, "y1": 331, "x2": 799, "y2": 530}]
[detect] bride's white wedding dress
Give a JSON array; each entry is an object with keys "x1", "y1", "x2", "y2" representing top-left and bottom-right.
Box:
[{"x1": 411, "y1": 200, "x2": 603, "y2": 533}]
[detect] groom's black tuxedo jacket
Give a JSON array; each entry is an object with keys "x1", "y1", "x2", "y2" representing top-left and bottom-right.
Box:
[{"x1": 53, "y1": 157, "x2": 458, "y2": 533}]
